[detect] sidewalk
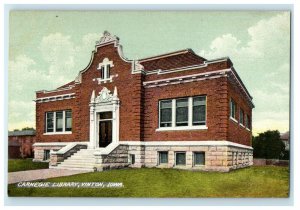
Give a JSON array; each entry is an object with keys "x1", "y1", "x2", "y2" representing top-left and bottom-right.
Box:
[{"x1": 8, "y1": 169, "x2": 88, "y2": 184}]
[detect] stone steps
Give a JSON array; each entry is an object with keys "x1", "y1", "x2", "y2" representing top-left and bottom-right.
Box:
[
  {"x1": 63, "y1": 158, "x2": 96, "y2": 163},
  {"x1": 50, "y1": 165, "x2": 95, "y2": 172},
  {"x1": 52, "y1": 148, "x2": 99, "y2": 171},
  {"x1": 51, "y1": 145, "x2": 129, "y2": 171},
  {"x1": 57, "y1": 162, "x2": 97, "y2": 167}
]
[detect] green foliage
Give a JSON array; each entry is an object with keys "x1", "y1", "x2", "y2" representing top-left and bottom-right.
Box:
[
  {"x1": 252, "y1": 130, "x2": 286, "y2": 159},
  {"x1": 8, "y1": 159, "x2": 49, "y2": 172},
  {"x1": 11, "y1": 127, "x2": 35, "y2": 132},
  {"x1": 21, "y1": 127, "x2": 35, "y2": 131},
  {"x1": 281, "y1": 151, "x2": 290, "y2": 160},
  {"x1": 8, "y1": 167, "x2": 289, "y2": 197}
]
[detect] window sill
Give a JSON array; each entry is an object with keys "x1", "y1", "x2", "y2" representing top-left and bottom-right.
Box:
[
  {"x1": 193, "y1": 165, "x2": 205, "y2": 168},
  {"x1": 157, "y1": 164, "x2": 169, "y2": 168},
  {"x1": 43, "y1": 131, "x2": 72, "y2": 135},
  {"x1": 246, "y1": 127, "x2": 251, "y2": 132},
  {"x1": 156, "y1": 125, "x2": 208, "y2": 131},
  {"x1": 173, "y1": 165, "x2": 188, "y2": 169},
  {"x1": 239, "y1": 123, "x2": 245, "y2": 128},
  {"x1": 94, "y1": 76, "x2": 114, "y2": 84},
  {"x1": 230, "y1": 117, "x2": 238, "y2": 124}
]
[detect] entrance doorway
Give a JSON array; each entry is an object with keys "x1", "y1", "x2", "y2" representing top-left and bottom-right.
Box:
[{"x1": 98, "y1": 112, "x2": 113, "y2": 148}]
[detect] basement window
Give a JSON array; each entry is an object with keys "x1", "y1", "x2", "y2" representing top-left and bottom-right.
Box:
[
  {"x1": 43, "y1": 150, "x2": 50, "y2": 161},
  {"x1": 175, "y1": 152, "x2": 186, "y2": 166},
  {"x1": 129, "y1": 154, "x2": 135, "y2": 165},
  {"x1": 158, "y1": 151, "x2": 168, "y2": 164},
  {"x1": 193, "y1": 152, "x2": 205, "y2": 166}
]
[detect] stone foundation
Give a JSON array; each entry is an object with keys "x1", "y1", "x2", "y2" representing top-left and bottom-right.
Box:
[
  {"x1": 33, "y1": 141, "x2": 253, "y2": 172},
  {"x1": 126, "y1": 143, "x2": 253, "y2": 172},
  {"x1": 33, "y1": 145, "x2": 65, "y2": 162}
]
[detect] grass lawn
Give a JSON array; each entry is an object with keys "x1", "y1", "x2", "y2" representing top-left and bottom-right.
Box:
[
  {"x1": 8, "y1": 159, "x2": 49, "y2": 172},
  {"x1": 8, "y1": 166, "x2": 289, "y2": 197}
]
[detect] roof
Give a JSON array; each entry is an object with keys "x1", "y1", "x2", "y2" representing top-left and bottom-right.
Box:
[
  {"x1": 139, "y1": 49, "x2": 207, "y2": 71},
  {"x1": 280, "y1": 131, "x2": 289, "y2": 141},
  {"x1": 57, "y1": 81, "x2": 75, "y2": 89},
  {"x1": 8, "y1": 130, "x2": 36, "y2": 136}
]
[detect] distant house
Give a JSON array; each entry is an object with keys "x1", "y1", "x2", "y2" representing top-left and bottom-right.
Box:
[
  {"x1": 8, "y1": 130, "x2": 36, "y2": 159},
  {"x1": 280, "y1": 131, "x2": 289, "y2": 151}
]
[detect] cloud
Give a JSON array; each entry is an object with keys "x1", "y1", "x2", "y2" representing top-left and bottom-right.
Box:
[
  {"x1": 200, "y1": 13, "x2": 290, "y2": 135},
  {"x1": 80, "y1": 33, "x2": 100, "y2": 50},
  {"x1": 251, "y1": 63, "x2": 290, "y2": 135},
  {"x1": 246, "y1": 13, "x2": 290, "y2": 58},
  {"x1": 200, "y1": 13, "x2": 290, "y2": 60},
  {"x1": 9, "y1": 54, "x2": 52, "y2": 97},
  {"x1": 39, "y1": 33, "x2": 78, "y2": 85},
  {"x1": 9, "y1": 33, "x2": 101, "y2": 130},
  {"x1": 8, "y1": 100, "x2": 36, "y2": 130}
]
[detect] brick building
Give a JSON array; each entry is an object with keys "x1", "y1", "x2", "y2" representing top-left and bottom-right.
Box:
[
  {"x1": 33, "y1": 31, "x2": 254, "y2": 172},
  {"x1": 8, "y1": 130, "x2": 36, "y2": 159}
]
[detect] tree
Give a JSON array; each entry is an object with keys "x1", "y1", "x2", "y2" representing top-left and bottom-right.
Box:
[{"x1": 252, "y1": 130, "x2": 285, "y2": 159}]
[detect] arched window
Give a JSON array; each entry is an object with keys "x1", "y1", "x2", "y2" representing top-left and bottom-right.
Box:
[{"x1": 98, "y1": 58, "x2": 113, "y2": 80}]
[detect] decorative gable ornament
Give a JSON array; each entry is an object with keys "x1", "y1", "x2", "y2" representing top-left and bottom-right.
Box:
[
  {"x1": 96, "y1": 31, "x2": 119, "y2": 45},
  {"x1": 134, "y1": 60, "x2": 144, "y2": 71},
  {"x1": 90, "y1": 87, "x2": 119, "y2": 104}
]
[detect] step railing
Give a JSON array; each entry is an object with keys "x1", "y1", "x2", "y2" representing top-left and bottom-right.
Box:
[{"x1": 50, "y1": 143, "x2": 88, "y2": 166}]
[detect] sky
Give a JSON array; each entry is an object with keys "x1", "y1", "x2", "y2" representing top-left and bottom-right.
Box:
[{"x1": 8, "y1": 11, "x2": 290, "y2": 135}]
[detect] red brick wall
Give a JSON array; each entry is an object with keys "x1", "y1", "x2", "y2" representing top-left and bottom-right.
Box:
[
  {"x1": 143, "y1": 77, "x2": 229, "y2": 141},
  {"x1": 36, "y1": 43, "x2": 144, "y2": 142},
  {"x1": 36, "y1": 98, "x2": 78, "y2": 142},
  {"x1": 227, "y1": 81, "x2": 252, "y2": 146},
  {"x1": 35, "y1": 43, "x2": 252, "y2": 146}
]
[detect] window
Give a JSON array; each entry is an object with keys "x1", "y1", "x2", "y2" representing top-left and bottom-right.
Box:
[
  {"x1": 239, "y1": 108, "x2": 244, "y2": 125},
  {"x1": 43, "y1": 150, "x2": 50, "y2": 161},
  {"x1": 175, "y1": 152, "x2": 186, "y2": 166},
  {"x1": 100, "y1": 66, "x2": 105, "y2": 79},
  {"x1": 65, "y1": 110, "x2": 72, "y2": 131},
  {"x1": 45, "y1": 110, "x2": 72, "y2": 133},
  {"x1": 245, "y1": 114, "x2": 251, "y2": 129},
  {"x1": 129, "y1": 154, "x2": 135, "y2": 164},
  {"x1": 193, "y1": 96, "x2": 206, "y2": 125},
  {"x1": 193, "y1": 152, "x2": 205, "y2": 166},
  {"x1": 56, "y1": 111, "x2": 63, "y2": 132},
  {"x1": 230, "y1": 98, "x2": 236, "y2": 119},
  {"x1": 159, "y1": 100, "x2": 172, "y2": 127},
  {"x1": 100, "y1": 64, "x2": 111, "y2": 79},
  {"x1": 158, "y1": 96, "x2": 207, "y2": 130},
  {"x1": 158, "y1": 152, "x2": 168, "y2": 164},
  {"x1": 176, "y1": 98, "x2": 189, "y2": 126},
  {"x1": 46, "y1": 112, "x2": 54, "y2": 132},
  {"x1": 106, "y1": 64, "x2": 110, "y2": 79}
]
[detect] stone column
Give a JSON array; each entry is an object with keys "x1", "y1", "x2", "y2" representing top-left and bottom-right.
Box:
[{"x1": 89, "y1": 105, "x2": 95, "y2": 149}]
